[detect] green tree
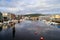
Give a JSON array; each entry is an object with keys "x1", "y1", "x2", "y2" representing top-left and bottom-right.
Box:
[{"x1": 0, "y1": 12, "x2": 3, "y2": 22}]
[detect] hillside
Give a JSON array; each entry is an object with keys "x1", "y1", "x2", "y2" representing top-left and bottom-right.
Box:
[{"x1": 24, "y1": 14, "x2": 44, "y2": 17}]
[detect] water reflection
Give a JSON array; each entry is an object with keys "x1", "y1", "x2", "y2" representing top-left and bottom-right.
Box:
[
  {"x1": 2, "y1": 25, "x2": 8, "y2": 30},
  {"x1": 0, "y1": 26, "x2": 2, "y2": 31},
  {"x1": 0, "y1": 20, "x2": 60, "y2": 40},
  {"x1": 0, "y1": 24, "x2": 16, "y2": 40},
  {"x1": 12, "y1": 26, "x2": 15, "y2": 39}
]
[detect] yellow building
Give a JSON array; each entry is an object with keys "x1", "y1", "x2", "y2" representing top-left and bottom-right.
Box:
[
  {"x1": 55, "y1": 15, "x2": 60, "y2": 18},
  {"x1": 2, "y1": 12, "x2": 8, "y2": 17},
  {"x1": 51, "y1": 15, "x2": 60, "y2": 18},
  {"x1": 51, "y1": 15, "x2": 60, "y2": 23}
]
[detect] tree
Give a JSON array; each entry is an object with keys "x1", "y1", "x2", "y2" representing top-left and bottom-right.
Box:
[{"x1": 0, "y1": 12, "x2": 3, "y2": 22}]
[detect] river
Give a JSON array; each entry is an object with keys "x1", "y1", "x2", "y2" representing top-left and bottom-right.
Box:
[{"x1": 0, "y1": 20, "x2": 60, "y2": 40}]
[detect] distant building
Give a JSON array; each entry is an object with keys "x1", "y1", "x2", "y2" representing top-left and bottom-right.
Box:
[
  {"x1": 30, "y1": 16, "x2": 39, "y2": 21},
  {"x1": 51, "y1": 15, "x2": 60, "y2": 23},
  {"x1": 24, "y1": 17, "x2": 29, "y2": 20},
  {"x1": 51, "y1": 15, "x2": 60, "y2": 19},
  {"x1": 2, "y1": 12, "x2": 9, "y2": 21},
  {"x1": 39, "y1": 16, "x2": 51, "y2": 21},
  {"x1": 2, "y1": 12, "x2": 8, "y2": 17},
  {"x1": 10, "y1": 14, "x2": 16, "y2": 20},
  {"x1": 2, "y1": 12, "x2": 16, "y2": 20}
]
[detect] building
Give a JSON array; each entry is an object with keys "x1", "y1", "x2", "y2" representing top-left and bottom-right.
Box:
[
  {"x1": 2, "y1": 12, "x2": 9, "y2": 21},
  {"x1": 51, "y1": 15, "x2": 60, "y2": 19},
  {"x1": 2, "y1": 12, "x2": 16, "y2": 21},
  {"x1": 39, "y1": 16, "x2": 51, "y2": 21},
  {"x1": 30, "y1": 16, "x2": 39, "y2": 21},
  {"x1": 51, "y1": 15, "x2": 60, "y2": 23},
  {"x1": 10, "y1": 14, "x2": 16, "y2": 20},
  {"x1": 24, "y1": 17, "x2": 29, "y2": 20}
]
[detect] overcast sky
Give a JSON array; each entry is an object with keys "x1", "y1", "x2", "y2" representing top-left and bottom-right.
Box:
[{"x1": 0, "y1": 0, "x2": 60, "y2": 14}]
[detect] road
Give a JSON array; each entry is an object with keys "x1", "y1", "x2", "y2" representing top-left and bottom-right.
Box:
[{"x1": 0, "y1": 20, "x2": 60, "y2": 40}]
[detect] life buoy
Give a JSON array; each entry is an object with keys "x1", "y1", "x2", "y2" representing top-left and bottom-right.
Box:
[{"x1": 40, "y1": 36, "x2": 44, "y2": 40}]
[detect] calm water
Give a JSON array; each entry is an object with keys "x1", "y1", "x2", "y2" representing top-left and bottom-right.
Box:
[{"x1": 0, "y1": 20, "x2": 60, "y2": 40}]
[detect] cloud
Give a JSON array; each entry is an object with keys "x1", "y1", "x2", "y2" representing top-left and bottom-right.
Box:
[{"x1": 0, "y1": 0, "x2": 60, "y2": 14}]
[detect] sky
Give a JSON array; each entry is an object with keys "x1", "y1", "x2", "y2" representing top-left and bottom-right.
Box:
[{"x1": 0, "y1": 0, "x2": 60, "y2": 14}]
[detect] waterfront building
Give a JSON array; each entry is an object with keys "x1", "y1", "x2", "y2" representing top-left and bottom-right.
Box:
[{"x1": 51, "y1": 15, "x2": 60, "y2": 23}]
